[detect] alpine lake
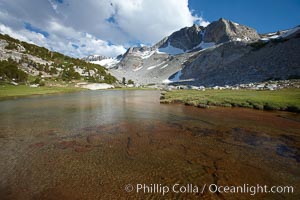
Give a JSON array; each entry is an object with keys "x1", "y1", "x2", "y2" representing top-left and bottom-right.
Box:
[{"x1": 0, "y1": 90, "x2": 299, "y2": 199}]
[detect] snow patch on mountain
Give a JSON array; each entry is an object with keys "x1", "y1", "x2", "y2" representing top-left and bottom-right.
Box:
[
  {"x1": 91, "y1": 58, "x2": 120, "y2": 68},
  {"x1": 133, "y1": 66, "x2": 143, "y2": 71},
  {"x1": 260, "y1": 35, "x2": 280, "y2": 42},
  {"x1": 131, "y1": 50, "x2": 155, "y2": 59},
  {"x1": 282, "y1": 26, "x2": 300, "y2": 38},
  {"x1": 170, "y1": 70, "x2": 182, "y2": 82},
  {"x1": 157, "y1": 42, "x2": 185, "y2": 55},
  {"x1": 160, "y1": 64, "x2": 168, "y2": 69},
  {"x1": 147, "y1": 61, "x2": 167, "y2": 70},
  {"x1": 260, "y1": 26, "x2": 300, "y2": 42},
  {"x1": 163, "y1": 70, "x2": 183, "y2": 83}
]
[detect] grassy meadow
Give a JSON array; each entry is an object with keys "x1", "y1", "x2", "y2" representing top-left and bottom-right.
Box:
[
  {"x1": 160, "y1": 88, "x2": 300, "y2": 112},
  {"x1": 0, "y1": 85, "x2": 84, "y2": 100}
]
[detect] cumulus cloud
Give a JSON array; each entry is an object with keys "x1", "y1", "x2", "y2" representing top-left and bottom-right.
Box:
[
  {"x1": 0, "y1": 23, "x2": 126, "y2": 58},
  {"x1": 111, "y1": 0, "x2": 209, "y2": 43},
  {"x1": 0, "y1": 0, "x2": 208, "y2": 57}
]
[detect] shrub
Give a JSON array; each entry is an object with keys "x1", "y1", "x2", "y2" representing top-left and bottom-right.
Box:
[
  {"x1": 128, "y1": 79, "x2": 134, "y2": 85},
  {"x1": 0, "y1": 59, "x2": 28, "y2": 82},
  {"x1": 61, "y1": 67, "x2": 81, "y2": 81},
  {"x1": 122, "y1": 77, "x2": 126, "y2": 85},
  {"x1": 5, "y1": 42, "x2": 18, "y2": 50},
  {"x1": 39, "y1": 81, "x2": 45, "y2": 86},
  {"x1": 50, "y1": 67, "x2": 58, "y2": 75},
  {"x1": 33, "y1": 77, "x2": 41, "y2": 84}
]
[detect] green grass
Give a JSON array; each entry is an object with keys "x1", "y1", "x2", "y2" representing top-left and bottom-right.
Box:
[
  {"x1": 0, "y1": 85, "x2": 84, "y2": 100},
  {"x1": 160, "y1": 89, "x2": 300, "y2": 112}
]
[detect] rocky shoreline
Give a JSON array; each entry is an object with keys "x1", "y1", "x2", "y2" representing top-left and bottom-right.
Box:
[{"x1": 163, "y1": 79, "x2": 300, "y2": 91}]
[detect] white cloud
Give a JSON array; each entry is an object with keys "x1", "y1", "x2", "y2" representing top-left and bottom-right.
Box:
[
  {"x1": 0, "y1": 24, "x2": 48, "y2": 47},
  {"x1": 111, "y1": 0, "x2": 208, "y2": 43},
  {"x1": 0, "y1": 0, "x2": 209, "y2": 57},
  {"x1": 0, "y1": 23, "x2": 126, "y2": 58}
]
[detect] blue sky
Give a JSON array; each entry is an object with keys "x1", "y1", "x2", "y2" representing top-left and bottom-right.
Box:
[
  {"x1": 0, "y1": 0, "x2": 299, "y2": 58},
  {"x1": 24, "y1": 23, "x2": 49, "y2": 38},
  {"x1": 190, "y1": 0, "x2": 300, "y2": 33}
]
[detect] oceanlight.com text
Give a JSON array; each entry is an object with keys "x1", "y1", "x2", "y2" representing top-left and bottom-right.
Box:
[{"x1": 124, "y1": 183, "x2": 294, "y2": 196}]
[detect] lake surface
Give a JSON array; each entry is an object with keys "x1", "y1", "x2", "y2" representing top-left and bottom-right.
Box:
[{"x1": 0, "y1": 90, "x2": 299, "y2": 199}]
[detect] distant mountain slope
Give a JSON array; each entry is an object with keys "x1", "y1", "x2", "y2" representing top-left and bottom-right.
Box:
[
  {"x1": 0, "y1": 34, "x2": 117, "y2": 84},
  {"x1": 179, "y1": 26, "x2": 300, "y2": 86},
  {"x1": 96, "y1": 18, "x2": 299, "y2": 86}
]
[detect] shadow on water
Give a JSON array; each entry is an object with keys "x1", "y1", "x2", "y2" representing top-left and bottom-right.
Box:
[{"x1": 276, "y1": 145, "x2": 300, "y2": 162}]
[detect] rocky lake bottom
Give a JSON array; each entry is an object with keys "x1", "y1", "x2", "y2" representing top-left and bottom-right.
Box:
[{"x1": 0, "y1": 90, "x2": 299, "y2": 199}]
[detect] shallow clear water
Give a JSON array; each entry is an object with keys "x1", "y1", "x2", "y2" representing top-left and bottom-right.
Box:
[{"x1": 0, "y1": 90, "x2": 299, "y2": 199}]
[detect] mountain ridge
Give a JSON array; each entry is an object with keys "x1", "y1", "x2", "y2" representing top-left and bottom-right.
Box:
[{"x1": 86, "y1": 18, "x2": 300, "y2": 86}]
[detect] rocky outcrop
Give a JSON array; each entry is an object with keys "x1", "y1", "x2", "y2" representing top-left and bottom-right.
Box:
[
  {"x1": 155, "y1": 24, "x2": 205, "y2": 51},
  {"x1": 154, "y1": 18, "x2": 260, "y2": 52},
  {"x1": 110, "y1": 50, "x2": 195, "y2": 84},
  {"x1": 203, "y1": 18, "x2": 261, "y2": 43},
  {"x1": 82, "y1": 55, "x2": 108, "y2": 62}
]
